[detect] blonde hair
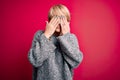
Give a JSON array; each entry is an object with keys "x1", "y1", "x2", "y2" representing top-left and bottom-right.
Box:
[{"x1": 48, "y1": 4, "x2": 71, "y2": 22}]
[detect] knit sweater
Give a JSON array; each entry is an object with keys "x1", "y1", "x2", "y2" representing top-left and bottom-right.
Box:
[{"x1": 28, "y1": 30, "x2": 83, "y2": 80}]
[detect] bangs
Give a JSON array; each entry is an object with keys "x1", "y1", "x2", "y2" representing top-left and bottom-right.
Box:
[{"x1": 48, "y1": 4, "x2": 70, "y2": 22}]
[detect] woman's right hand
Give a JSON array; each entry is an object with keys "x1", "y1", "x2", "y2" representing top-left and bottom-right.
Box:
[{"x1": 44, "y1": 16, "x2": 59, "y2": 39}]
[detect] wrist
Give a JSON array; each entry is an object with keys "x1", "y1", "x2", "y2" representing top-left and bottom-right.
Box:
[{"x1": 44, "y1": 32, "x2": 51, "y2": 39}]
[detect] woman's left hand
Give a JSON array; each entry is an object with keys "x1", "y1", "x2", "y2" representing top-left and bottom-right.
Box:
[{"x1": 60, "y1": 16, "x2": 70, "y2": 36}]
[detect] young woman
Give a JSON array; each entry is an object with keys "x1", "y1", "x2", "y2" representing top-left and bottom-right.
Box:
[{"x1": 28, "y1": 4, "x2": 83, "y2": 80}]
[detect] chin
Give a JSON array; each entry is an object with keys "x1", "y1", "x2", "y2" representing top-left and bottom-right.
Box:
[{"x1": 55, "y1": 29, "x2": 60, "y2": 32}]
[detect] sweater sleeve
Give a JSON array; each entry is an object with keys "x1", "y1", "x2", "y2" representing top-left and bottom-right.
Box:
[
  {"x1": 57, "y1": 33, "x2": 83, "y2": 69},
  {"x1": 28, "y1": 30, "x2": 56, "y2": 67}
]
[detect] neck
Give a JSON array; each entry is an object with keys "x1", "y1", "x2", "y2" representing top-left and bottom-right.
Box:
[{"x1": 53, "y1": 32, "x2": 60, "y2": 37}]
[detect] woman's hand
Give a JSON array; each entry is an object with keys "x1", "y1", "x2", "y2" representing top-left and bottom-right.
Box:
[
  {"x1": 60, "y1": 16, "x2": 70, "y2": 36},
  {"x1": 44, "y1": 16, "x2": 60, "y2": 39}
]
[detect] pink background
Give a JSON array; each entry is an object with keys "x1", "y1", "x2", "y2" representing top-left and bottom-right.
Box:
[{"x1": 0, "y1": 0, "x2": 120, "y2": 80}]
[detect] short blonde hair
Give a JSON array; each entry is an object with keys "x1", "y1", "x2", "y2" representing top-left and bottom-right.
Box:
[{"x1": 48, "y1": 4, "x2": 71, "y2": 22}]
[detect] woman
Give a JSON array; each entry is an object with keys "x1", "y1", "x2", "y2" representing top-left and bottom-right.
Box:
[{"x1": 28, "y1": 4, "x2": 83, "y2": 80}]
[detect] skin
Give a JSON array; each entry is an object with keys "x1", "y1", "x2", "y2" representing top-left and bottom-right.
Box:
[{"x1": 44, "y1": 15, "x2": 70, "y2": 39}]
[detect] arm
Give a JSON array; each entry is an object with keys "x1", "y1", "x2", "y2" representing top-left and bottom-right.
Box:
[
  {"x1": 57, "y1": 33, "x2": 83, "y2": 69},
  {"x1": 28, "y1": 30, "x2": 56, "y2": 67}
]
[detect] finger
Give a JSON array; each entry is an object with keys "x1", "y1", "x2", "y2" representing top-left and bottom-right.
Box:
[
  {"x1": 67, "y1": 23, "x2": 70, "y2": 32},
  {"x1": 53, "y1": 16, "x2": 60, "y2": 27},
  {"x1": 63, "y1": 16, "x2": 69, "y2": 32},
  {"x1": 53, "y1": 17, "x2": 59, "y2": 27},
  {"x1": 60, "y1": 22, "x2": 64, "y2": 32},
  {"x1": 65, "y1": 17, "x2": 68, "y2": 24},
  {"x1": 60, "y1": 17, "x2": 65, "y2": 31},
  {"x1": 67, "y1": 22, "x2": 70, "y2": 32},
  {"x1": 53, "y1": 16, "x2": 58, "y2": 24},
  {"x1": 63, "y1": 16, "x2": 67, "y2": 25},
  {"x1": 54, "y1": 21, "x2": 59, "y2": 28},
  {"x1": 61, "y1": 16, "x2": 64, "y2": 26},
  {"x1": 50, "y1": 16, "x2": 57, "y2": 24},
  {"x1": 63, "y1": 17, "x2": 69, "y2": 28},
  {"x1": 60, "y1": 16, "x2": 62, "y2": 25},
  {"x1": 49, "y1": 16, "x2": 54, "y2": 23}
]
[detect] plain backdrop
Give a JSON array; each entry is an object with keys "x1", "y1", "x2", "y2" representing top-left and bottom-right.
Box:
[{"x1": 0, "y1": 0, "x2": 120, "y2": 80}]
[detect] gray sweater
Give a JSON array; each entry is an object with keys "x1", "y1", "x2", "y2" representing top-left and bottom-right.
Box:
[{"x1": 28, "y1": 30, "x2": 83, "y2": 80}]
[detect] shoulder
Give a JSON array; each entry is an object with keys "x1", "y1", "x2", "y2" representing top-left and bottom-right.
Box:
[
  {"x1": 71, "y1": 33, "x2": 77, "y2": 39},
  {"x1": 33, "y1": 30, "x2": 44, "y2": 39},
  {"x1": 34, "y1": 30, "x2": 44, "y2": 36},
  {"x1": 67, "y1": 32, "x2": 78, "y2": 39},
  {"x1": 69, "y1": 33, "x2": 79, "y2": 42}
]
